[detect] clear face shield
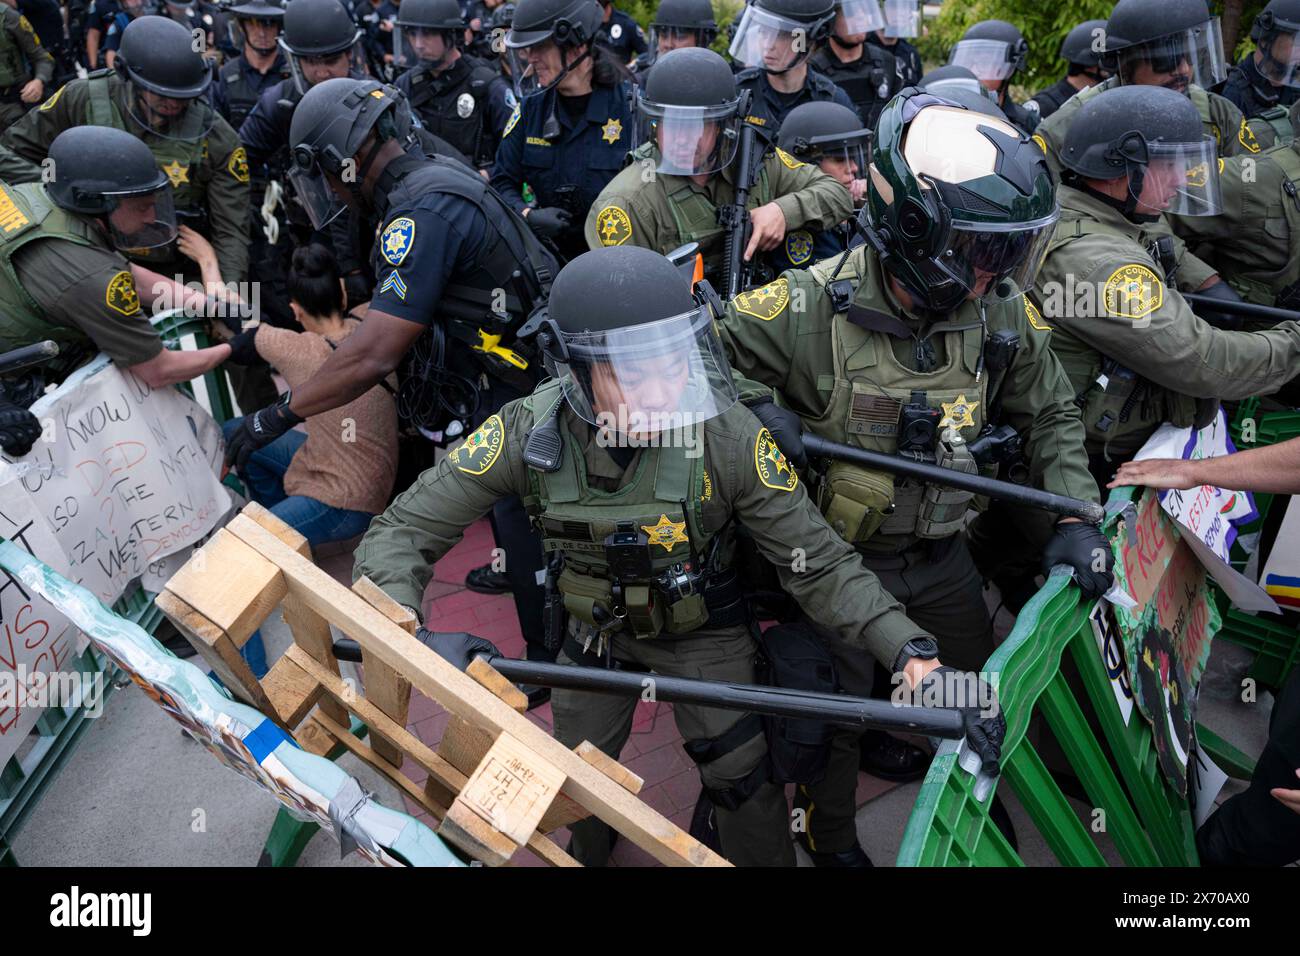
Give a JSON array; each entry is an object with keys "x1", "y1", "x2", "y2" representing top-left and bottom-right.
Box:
[
  {"x1": 105, "y1": 184, "x2": 179, "y2": 253},
  {"x1": 1115, "y1": 17, "x2": 1226, "y2": 93},
  {"x1": 1128, "y1": 138, "x2": 1222, "y2": 217},
  {"x1": 650, "y1": 24, "x2": 702, "y2": 55},
  {"x1": 922, "y1": 75, "x2": 998, "y2": 104},
  {"x1": 1257, "y1": 23, "x2": 1300, "y2": 87},
  {"x1": 728, "y1": 5, "x2": 812, "y2": 73},
  {"x1": 638, "y1": 97, "x2": 741, "y2": 176},
  {"x1": 394, "y1": 25, "x2": 456, "y2": 72},
  {"x1": 948, "y1": 39, "x2": 1018, "y2": 82},
  {"x1": 805, "y1": 134, "x2": 869, "y2": 186},
  {"x1": 506, "y1": 36, "x2": 583, "y2": 97},
  {"x1": 923, "y1": 211, "x2": 1059, "y2": 302},
  {"x1": 835, "y1": 0, "x2": 884, "y2": 39},
  {"x1": 552, "y1": 307, "x2": 739, "y2": 437},
  {"x1": 287, "y1": 162, "x2": 349, "y2": 229},
  {"x1": 229, "y1": 15, "x2": 283, "y2": 55},
  {"x1": 282, "y1": 34, "x2": 366, "y2": 95},
  {"x1": 124, "y1": 82, "x2": 217, "y2": 141},
  {"x1": 881, "y1": 0, "x2": 919, "y2": 38}
]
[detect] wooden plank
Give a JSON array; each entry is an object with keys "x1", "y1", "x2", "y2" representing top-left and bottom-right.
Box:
[
  {"x1": 154, "y1": 589, "x2": 276, "y2": 715},
  {"x1": 577, "y1": 741, "x2": 644, "y2": 795},
  {"x1": 467, "y1": 656, "x2": 529, "y2": 713},
  {"x1": 450, "y1": 732, "x2": 565, "y2": 853},
  {"x1": 352, "y1": 575, "x2": 418, "y2": 634},
  {"x1": 261, "y1": 654, "x2": 324, "y2": 727},
  {"x1": 225, "y1": 511, "x2": 728, "y2": 867},
  {"x1": 163, "y1": 527, "x2": 286, "y2": 645},
  {"x1": 351, "y1": 576, "x2": 416, "y2": 768},
  {"x1": 242, "y1": 501, "x2": 312, "y2": 556},
  {"x1": 440, "y1": 802, "x2": 523, "y2": 866},
  {"x1": 296, "y1": 714, "x2": 341, "y2": 757}
]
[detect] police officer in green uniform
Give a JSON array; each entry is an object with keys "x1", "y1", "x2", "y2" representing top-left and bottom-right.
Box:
[
  {"x1": 0, "y1": 15, "x2": 251, "y2": 286},
  {"x1": 0, "y1": 125, "x2": 233, "y2": 457},
  {"x1": 352, "y1": 243, "x2": 1008, "y2": 866},
  {"x1": 1217, "y1": 0, "x2": 1300, "y2": 142},
  {"x1": 0, "y1": 0, "x2": 53, "y2": 130},
  {"x1": 583, "y1": 48, "x2": 853, "y2": 285},
  {"x1": 1030, "y1": 85, "x2": 1300, "y2": 476},
  {"x1": 718, "y1": 91, "x2": 1111, "y2": 864}
]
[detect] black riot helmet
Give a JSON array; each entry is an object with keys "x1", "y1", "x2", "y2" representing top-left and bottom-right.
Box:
[
  {"x1": 45, "y1": 126, "x2": 179, "y2": 252},
  {"x1": 1250, "y1": 0, "x2": 1300, "y2": 88},
  {"x1": 394, "y1": 0, "x2": 465, "y2": 72},
  {"x1": 289, "y1": 77, "x2": 404, "y2": 227},
  {"x1": 227, "y1": 0, "x2": 284, "y2": 55},
  {"x1": 114, "y1": 16, "x2": 218, "y2": 139},
  {"x1": 1060, "y1": 85, "x2": 1221, "y2": 219},
  {"x1": 504, "y1": 0, "x2": 602, "y2": 96},
  {"x1": 534, "y1": 246, "x2": 738, "y2": 431},
  {"x1": 638, "y1": 48, "x2": 743, "y2": 175},
  {"x1": 777, "y1": 100, "x2": 870, "y2": 175},
  {"x1": 919, "y1": 64, "x2": 1004, "y2": 116},
  {"x1": 280, "y1": 0, "x2": 366, "y2": 94},
  {"x1": 649, "y1": 0, "x2": 718, "y2": 52},
  {"x1": 1060, "y1": 19, "x2": 1107, "y2": 72},
  {"x1": 1103, "y1": 0, "x2": 1226, "y2": 93},
  {"x1": 948, "y1": 19, "x2": 1028, "y2": 92},
  {"x1": 729, "y1": 0, "x2": 837, "y2": 75}
]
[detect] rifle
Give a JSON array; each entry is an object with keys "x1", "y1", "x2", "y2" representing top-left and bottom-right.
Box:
[{"x1": 720, "y1": 110, "x2": 762, "y2": 300}]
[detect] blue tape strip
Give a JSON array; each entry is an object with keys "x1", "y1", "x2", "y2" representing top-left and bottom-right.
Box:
[{"x1": 245, "y1": 717, "x2": 293, "y2": 765}]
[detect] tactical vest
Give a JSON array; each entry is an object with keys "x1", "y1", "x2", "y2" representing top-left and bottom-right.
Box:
[
  {"x1": 521, "y1": 380, "x2": 714, "y2": 639},
  {"x1": 1247, "y1": 104, "x2": 1295, "y2": 150},
  {"x1": 804, "y1": 254, "x2": 987, "y2": 545},
  {"x1": 0, "y1": 182, "x2": 102, "y2": 359},
  {"x1": 85, "y1": 72, "x2": 208, "y2": 212},
  {"x1": 403, "y1": 59, "x2": 497, "y2": 166},
  {"x1": 1225, "y1": 140, "x2": 1300, "y2": 306},
  {"x1": 219, "y1": 56, "x2": 290, "y2": 132},
  {"x1": 0, "y1": 10, "x2": 30, "y2": 89},
  {"x1": 808, "y1": 46, "x2": 893, "y2": 126},
  {"x1": 1042, "y1": 213, "x2": 1199, "y2": 455}
]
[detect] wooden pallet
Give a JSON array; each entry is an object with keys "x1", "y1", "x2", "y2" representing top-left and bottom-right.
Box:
[{"x1": 154, "y1": 503, "x2": 726, "y2": 868}]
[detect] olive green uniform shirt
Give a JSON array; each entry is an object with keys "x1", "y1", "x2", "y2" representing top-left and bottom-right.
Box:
[
  {"x1": 1035, "y1": 185, "x2": 1300, "y2": 457},
  {"x1": 353, "y1": 392, "x2": 932, "y2": 670},
  {"x1": 0, "y1": 6, "x2": 53, "y2": 86}
]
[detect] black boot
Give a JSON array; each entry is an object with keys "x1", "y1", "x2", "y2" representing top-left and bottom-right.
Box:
[
  {"x1": 794, "y1": 829, "x2": 875, "y2": 867},
  {"x1": 465, "y1": 564, "x2": 511, "y2": 594},
  {"x1": 859, "y1": 729, "x2": 931, "y2": 782}
]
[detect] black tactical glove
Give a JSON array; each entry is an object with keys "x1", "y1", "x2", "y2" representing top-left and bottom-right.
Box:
[
  {"x1": 225, "y1": 328, "x2": 265, "y2": 366},
  {"x1": 224, "y1": 394, "x2": 304, "y2": 473},
  {"x1": 1042, "y1": 520, "x2": 1114, "y2": 600},
  {"x1": 743, "y1": 396, "x2": 807, "y2": 468},
  {"x1": 525, "y1": 206, "x2": 573, "y2": 239},
  {"x1": 918, "y1": 665, "x2": 1006, "y2": 776},
  {"x1": 415, "y1": 628, "x2": 501, "y2": 672},
  {"x1": 0, "y1": 397, "x2": 41, "y2": 457},
  {"x1": 1189, "y1": 279, "x2": 1244, "y2": 331}
]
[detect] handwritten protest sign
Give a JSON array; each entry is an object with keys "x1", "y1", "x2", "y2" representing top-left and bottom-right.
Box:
[{"x1": 0, "y1": 357, "x2": 228, "y2": 766}]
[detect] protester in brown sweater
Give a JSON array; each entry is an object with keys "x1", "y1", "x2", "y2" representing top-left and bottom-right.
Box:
[{"x1": 222, "y1": 244, "x2": 398, "y2": 545}]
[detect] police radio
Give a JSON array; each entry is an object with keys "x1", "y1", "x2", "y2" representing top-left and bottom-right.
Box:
[{"x1": 898, "y1": 390, "x2": 941, "y2": 458}]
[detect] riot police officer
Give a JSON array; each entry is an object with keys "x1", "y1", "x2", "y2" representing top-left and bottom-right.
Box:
[
  {"x1": 947, "y1": 19, "x2": 1039, "y2": 133},
  {"x1": 631, "y1": 0, "x2": 716, "y2": 77},
  {"x1": 0, "y1": 125, "x2": 232, "y2": 436},
  {"x1": 867, "y1": 0, "x2": 920, "y2": 86},
  {"x1": 728, "y1": 0, "x2": 855, "y2": 134},
  {"x1": 584, "y1": 48, "x2": 853, "y2": 287},
  {"x1": 1028, "y1": 85, "x2": 1300, "y2": 476},
  {"x1": 1025, "y1": 19, "x2": 1110, "y2": 121},
  {"x1": 594, "y1": 0, "x2": 644, "y2": 66},
  {"x1": 1, "y1": 15, "x2": 251, "y2": 285},
  {"x1": 719, "y1": 90, "x2": 1109, "y2": 865},
  {"x1": 213, "y1": 0, "x2": 290, "y2": 133},
  {"x1": 492, "y1": 0, "x2": 634, "y2": 261},
  {"x1": 228, "y1": 76, "x2": 560, "y2": 685},
  {"x1": 1217, "y1": 0, "x2": 1300, "y2": 140},
  {"x1": 918, "y1": 64, "x2": 1009, "y2": 119},
  {"x1": 351, "y1": 242, "x2": 1007, "y2": 866},
  {"x1": 808, "y1": 0, "x2": 900, "y2": 130},
  {"x1": 101, "y1": 0, "x2": 150, "y2": 71},
  {"x1": 393, "y1": 0, "x2": 501, "y2": 168},
  {"x1": 159, "y1": 0, "x2": 235, "y2": 65},
  {"x1": 0, "y1": 0, "x2": 53, "y2": 130}
]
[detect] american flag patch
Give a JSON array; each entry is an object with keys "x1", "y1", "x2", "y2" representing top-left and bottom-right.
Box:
[{"x1": 847, "y1": 393, "x2": 901, "y2": 436}]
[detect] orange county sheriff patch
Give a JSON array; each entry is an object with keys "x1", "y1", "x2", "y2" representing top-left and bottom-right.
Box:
[
  {"x1": 642, "y1": 514, "x2": 690, "y2": 552},
  {"x1": 381, "y1": 216, "x2": 415, "y2": 266},
  {"x1": 776, "y1": 148, "x2": 804, "y2": 170},
  {"x1": 733, "y1": 277, "x2": 789, "y2": 321},
  {"x1": 38, "y1": 84, "x2": 64, "y2": 112},
  {"x1": 1031, "y1": 133, "x2": 1047, "y2": 155},
  {"x1": 940, "y1": 394, "x2": 979, "y2": 429},
  {"x1": 785, "y1": 230, "x2": 813, "y2": 266},
  {"x1": 595, "y1": 205, "x2": 632, "y2": 246},
  {"x1": 227, "y1": 146, "x2": 250, "y2": 183},
  {"x1": 1238, "y1": 117, "x2": 1260, "y2": 153},
  {"x1": 105, "y1": 271, "x2": 140, "y2": 316},
  {"x1": 1102, "y1": 263, "x2": 1164, "y2": 320},
  {"x1": 448, "y1": 414, "x2": 504, "y2": 475},
  {"x1": 1025, "y1": 297, "x2": 1050, "y2": 331},
  {"x1": 755, "y1": 427, "x2": 797, "y2": 492}
]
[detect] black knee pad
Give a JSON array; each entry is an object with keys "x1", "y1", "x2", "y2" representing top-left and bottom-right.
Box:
[{"x1": 683, "y1": 713, "x2": 771, "y2": 811}]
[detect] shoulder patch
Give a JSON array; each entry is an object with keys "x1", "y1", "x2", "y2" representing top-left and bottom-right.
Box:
[
  {"x1": 785, "y1": 230, "x2": 813, "y2": 266},
  {"x1": 754, "y1": 427, "x2": 798, "y2": 492},
  {"x1": 1024, "y1": 297, "x2": 1050, "y2": 331},
  {"x1": 1102, "y1": 263, "x2": 1164, "y2": 320},
  {"x1": 227, "y1": 145, "x2": 250, "y2": 183},
  {"x1": 18, "y1": 14, "x2": 35, "y2": 35},
  {"x1": 1237, "y1": 116, "x2": 1260, "y2": 153},
  {"x1": 105, "y1": 271, "x2": 140, "y2": 317},
  {"x1": 377, "y1": 270, "x2": 407, "y2": 300},
  {"x1": 380, "y1": 216, "x2": 416, "y2": 266},
  {"x1": 732, "y1": 277, "x2": 790, "y2": 321},
  {"x1": 1031, "y1": 133, "x2": 1047, "y2": 154},
  {"x1": 503, "y1": 103, "x2": 520, "y2": 137},
  {"x1": 448, "y1": 414, "x2": 505, "y2": 475},
  {"x1": 594, "y1": 204, "x2": 632, "y2": 246},
  {"x1": 38, "y1": 83, "x2": 64, "y2": 112},
  {"x1": 776, "y1": 148, "x2": 805, "y2": 170},
  {"x1": 0, "y1": 184, "x2": 29, "y2": 233}
]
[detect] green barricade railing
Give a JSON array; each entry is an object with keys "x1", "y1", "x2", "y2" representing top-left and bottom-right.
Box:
[{"x1": 899, "y1": 492, "x2": 1207, "y2": 866}]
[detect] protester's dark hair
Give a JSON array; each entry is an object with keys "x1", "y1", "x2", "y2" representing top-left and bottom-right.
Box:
[
  {"x1": 591, "y1": 42, "x2": 628, "y2": 86},
  {"x1": 289, "y1": 243, "x2": 345, "y2": 318}
]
